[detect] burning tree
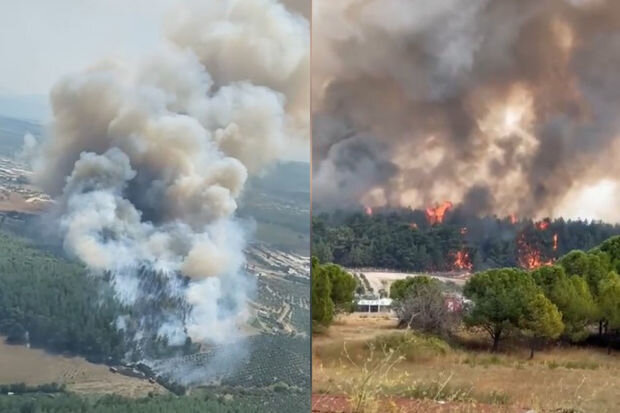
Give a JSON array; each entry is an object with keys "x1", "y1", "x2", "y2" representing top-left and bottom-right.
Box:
[
  {"x1": 516, "y1": 220, "x2": 559, "y2": 270},
  {"x1": 312, "y1": 209, "x2": 620, "y2": 273},
  {"x1": 451, "y1": 250, "x2": 473, "y2": 271},
  {"x1": 425, "y1": 201, "x2": 453, "y2": 225}
]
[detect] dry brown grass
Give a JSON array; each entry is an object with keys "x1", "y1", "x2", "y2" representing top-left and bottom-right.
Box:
[
  {"x1": 313, "y1": 314, "x2": 620, "y2": 413},
  {"x1": 0, "y1": 338, "x2": 166, "y2": 397}
]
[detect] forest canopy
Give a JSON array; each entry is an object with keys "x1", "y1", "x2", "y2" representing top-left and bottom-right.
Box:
[{"x1": 312, "y1": 209, "x2": 620, "y2": 272}]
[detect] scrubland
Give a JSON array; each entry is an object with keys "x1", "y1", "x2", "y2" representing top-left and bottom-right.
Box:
[{"x1": 312, "y1": 314, "x2": 620, "y2": 413}]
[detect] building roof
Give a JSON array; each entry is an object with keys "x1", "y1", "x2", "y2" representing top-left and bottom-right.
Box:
[{"x1": 357, "y1": 298, "x2": 393, "y2": 306}]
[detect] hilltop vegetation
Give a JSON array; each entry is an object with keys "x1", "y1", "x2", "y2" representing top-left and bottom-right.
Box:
[{"x1": 312, "y1": 209, "x2": 620, "y2": 271}]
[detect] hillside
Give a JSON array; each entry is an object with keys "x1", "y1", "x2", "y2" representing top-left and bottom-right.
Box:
[
  {"x1": 0, "y1": 115, "x2": 42, "y2": 157},
  {"x1": 312, "y1": 209, "x2": 620, "y2": 272},
  {"x1": 239, "y1": 161, "x2": 310, "y2": 254}
]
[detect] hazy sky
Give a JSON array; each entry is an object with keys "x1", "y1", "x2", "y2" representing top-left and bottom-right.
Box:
[
  {"x1": 0, "y1": 0, "x2": 179, "y2": 96},
  {"x1": 0, "y1": 0, "x2": 310, "y2": 163}
]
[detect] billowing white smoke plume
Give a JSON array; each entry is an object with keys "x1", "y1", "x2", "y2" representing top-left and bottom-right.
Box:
[
  {"x1": 28, "y1": 0, "x2": 308, "y2": 348},
  {"x1": 313, "y1": 0, "x2": 620, "y2": 223}
]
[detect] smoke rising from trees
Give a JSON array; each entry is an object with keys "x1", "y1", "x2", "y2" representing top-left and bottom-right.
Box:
[
  {"x1": 313, "y1": 0, "x2": 620, "y2": 222},
  {"x1": 26, "y1": 0, "x2": 308, "y2": 350}
]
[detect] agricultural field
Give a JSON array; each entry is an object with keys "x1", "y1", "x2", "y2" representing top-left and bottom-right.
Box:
[
  {"x1": 247, "y1": 245, "x2": 310, "y2": 336},
  {"x1": 152, "y1": 335, "x2": 310, "y2": 389},
  {"x1": 238, "y1": 161, "x2": 310, "y2": 255},
  {"x1": 0, "y1": 338, "x2": 164, "y2": 397},
  {"x1": 312, "y1": 313, "x2": 620, "y2": 413}
]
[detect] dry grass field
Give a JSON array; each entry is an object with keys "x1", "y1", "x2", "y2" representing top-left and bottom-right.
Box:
[
  {"x1": 0, "y1": 338, "x2": 166, "y2": 397},
  {"x1": 312, "y1": 314, "x2": 620, "y2": 413}
]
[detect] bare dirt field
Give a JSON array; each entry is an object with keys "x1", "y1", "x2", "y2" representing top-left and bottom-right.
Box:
[
  {"x1": 0, "y1": 192, "x2": 47, "y2": 213},
  {"x1": 351, "y1": 271, "x2": 469, "y2": 295},
  {"x1": 0, "y1": 338, "x2": 166, "y2": 397},
  {"x1": 313, "y1": 314, "x2": 620, "y2": 413}
]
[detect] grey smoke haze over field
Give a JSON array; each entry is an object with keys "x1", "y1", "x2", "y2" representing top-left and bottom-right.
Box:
[
  {"x1": 313, "y1": 0, "x2": 620, "y2": 222},
  {"x1": 26, "y1": 0, "x2": 308, "y2": 347}
]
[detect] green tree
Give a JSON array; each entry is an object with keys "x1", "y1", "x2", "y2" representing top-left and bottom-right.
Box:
[
  {"x1": 520, "y1": 293, "x2": 564, "y2": 358},
  {"x1": 311, "y1": 256, "x2": 334, "y2": 326},
  {"x1": 559, "y1": 250, "x2": 611, "y2": 335},
  {"x1": 323, "y1": 263, "x2": 356, "y2": 312},
  {"x1": 390, "y1": 276, "x2": 439, "y2": 300},
  {"x1": 530, "y1": 265, "x2": 596, "y2": 341},
  {"x1": 559, "y1": 250, "x2": 610, "y2": 297},
  {"x1": 463, "y1": 268, "x2": 539, "y2": 351},
  {"x1": 598, "y1": 272, "x2": 620, "y2": 332},
  {"x1": 595, "y1": 235, "x2": 620, "y2": 273},
  {"x1": 312, "y1": 240, "x2": 333, "y2": 264}
]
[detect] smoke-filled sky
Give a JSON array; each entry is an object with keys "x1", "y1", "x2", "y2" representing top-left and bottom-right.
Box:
[
  {"x1": 312, "y1": 0, "x2": 620, "y2": 223},
  {"x1": 20, "y1": 0, "x2": 309, "y2": 349}
]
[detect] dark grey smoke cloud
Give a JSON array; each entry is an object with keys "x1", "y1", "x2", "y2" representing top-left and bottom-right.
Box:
[{"x1": 313, "y1": 0, "x2": 620, "y2": 222}]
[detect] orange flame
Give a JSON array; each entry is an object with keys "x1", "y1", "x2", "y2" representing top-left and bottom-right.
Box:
[
  {"x1": 460, "y1": 227, "x2": 467, "y2": 235},
  {"x1": 535, "y1": 219, "x2": 550, "y2": 230},
  {"x1": 552, "y1": 233, "x2": 558, "y2": 251},
  {"x1": 452, "y1": 250, "x2": 473, "y2": 271},
  {"x1": 425, "y1": 201, "x2": 453, "y2": 225},
  {"x1": 365, "y1": 206, "x2": 373, "y2": 216},
  {"x1": 517, "y1": 233, "x2": 554, "y2": 269},
  {"x1": 409, "y1": 222, "x2": 418, "y2": 230},
  {"x1": 509, "y1": 214, "x2": 517, "y2": 224}
]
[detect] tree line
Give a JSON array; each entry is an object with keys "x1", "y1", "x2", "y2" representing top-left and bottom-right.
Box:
[{"x1": 312, "y1": 210, "x2": 620, "y2": 271}]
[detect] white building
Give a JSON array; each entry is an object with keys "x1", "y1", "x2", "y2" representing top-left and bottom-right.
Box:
[{"x1": 356, "y1": 298, "x2": 393, "y2": 313}]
